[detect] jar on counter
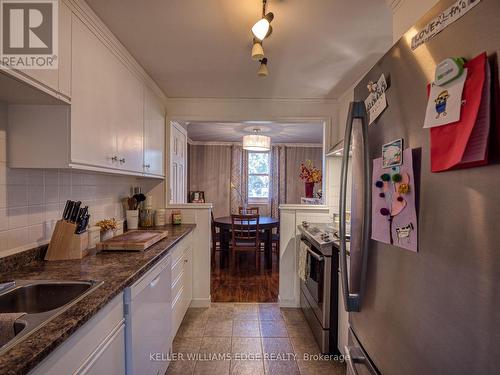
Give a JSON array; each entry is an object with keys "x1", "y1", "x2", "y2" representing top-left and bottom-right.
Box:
[
  {"x1": 139, "y1": 209, "x2": 155, "y2": 228},
  {"x1": 155, "y1": 209, "x2": 166, "y2": 226}
]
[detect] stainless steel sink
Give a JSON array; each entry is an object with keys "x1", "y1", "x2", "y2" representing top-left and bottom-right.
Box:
[{"x1": 0, "y1": 280, "x2": 102, "y2": 353}]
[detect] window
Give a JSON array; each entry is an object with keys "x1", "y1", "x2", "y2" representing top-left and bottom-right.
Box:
[{"x1": 248, "y1": 152, "x2": 270, "y2": 200}]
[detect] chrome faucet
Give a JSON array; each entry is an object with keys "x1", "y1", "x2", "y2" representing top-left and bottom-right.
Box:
[{"x1": 0, "y1": 281, "x2": 15, "y2": 293}]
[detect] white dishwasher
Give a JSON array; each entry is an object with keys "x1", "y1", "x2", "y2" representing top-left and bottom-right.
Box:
[{"x1": 124, "y1": 254, "x2": 172, "y2": 375}]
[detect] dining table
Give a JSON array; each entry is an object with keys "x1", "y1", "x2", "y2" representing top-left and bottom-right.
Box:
[{"x1": 213, "y1": 215, "x2": 279, "y2": 269}]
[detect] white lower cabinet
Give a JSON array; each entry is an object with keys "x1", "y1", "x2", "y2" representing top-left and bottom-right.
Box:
[
  {"x1": 29, "y1": 294, "x2": 125, "y2": 375},
  {"x1": 170, "y1": 235, "x2": 193, "y2": 336}
]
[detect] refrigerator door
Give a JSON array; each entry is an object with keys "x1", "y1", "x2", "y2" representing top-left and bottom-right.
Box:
[{"x1": 349, "y1": 0, "x2": 500, "y2": 374}]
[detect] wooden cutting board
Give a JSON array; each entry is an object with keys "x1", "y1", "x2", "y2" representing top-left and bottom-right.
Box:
[{"x1": 97, "y1": 230, "x2": 168, "y2": 251}]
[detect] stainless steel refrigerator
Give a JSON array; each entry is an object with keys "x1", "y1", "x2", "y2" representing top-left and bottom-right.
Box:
[{"x1": 338, "y1": 0, "x2": 500, "y2": 374}]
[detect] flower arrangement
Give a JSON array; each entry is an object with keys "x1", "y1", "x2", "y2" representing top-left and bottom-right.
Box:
[
  {"x1": 299, "y1": 160, "x2": 322, "y2": 183},
  {"x1": 95, "y1": 218, "x2": 118, "y2": 232}
]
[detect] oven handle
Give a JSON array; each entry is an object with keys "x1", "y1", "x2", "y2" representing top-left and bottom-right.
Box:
[
  {"x1": 305, "y1": 245, "x2": 324, "y2": 261},
  {"x1": 339, "y1": 101, "x2": 370, "y2": 313}
]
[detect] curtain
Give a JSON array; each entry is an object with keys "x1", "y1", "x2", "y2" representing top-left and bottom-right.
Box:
[
  {"x1": 270, "y1": 145, "x2": 286, "y2": 218},
  {"x1": 230, "y1": 145, "x2": 248, "y2": 214},
  {"x1": 285, "y1": 147, "x2": 323, "y2": 204},
  {"x1": 188, "y1": 145, "x2": 232, "y2": 218}
]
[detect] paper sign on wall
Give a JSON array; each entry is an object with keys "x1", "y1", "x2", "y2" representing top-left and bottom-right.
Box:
[
  {"x1": 411, "y1": 0, "x2": 482, "y2": 50},
  {"x1": 365, "y1": 74, "x2": 388, "y2": 125},
  {"x1": 423, "y1": 69, "x2": 467, "y2": 128}
]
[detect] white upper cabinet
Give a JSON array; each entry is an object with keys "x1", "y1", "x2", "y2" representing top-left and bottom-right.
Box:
[
  {"x1": 71, "y1": 14, "x2": 144, "y2": 173},
  {"x1": 71, "y1": 14, "x2": 117, "y2": 170},
  {"x1": 144, "y1": 87, "x2": 165, "y2": 176},
  {"x1": 6, "y1": 1, "x2": 164, "y2": 178},
  {"x1": 12, "y1": 0, "x2": 72, "y2": 101}
]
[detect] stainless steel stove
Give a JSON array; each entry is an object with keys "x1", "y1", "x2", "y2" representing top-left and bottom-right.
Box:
[{"x1": 298, "y1": 222, "x2": 340, "y2": 354}]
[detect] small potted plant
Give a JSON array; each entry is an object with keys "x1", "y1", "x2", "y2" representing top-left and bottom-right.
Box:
[
  {"x1": 299, "y1": 160, "x2": 322, "y2": 198},
  {"x1": 95, "y1": 218, "x2": 118, "y2": 241}
]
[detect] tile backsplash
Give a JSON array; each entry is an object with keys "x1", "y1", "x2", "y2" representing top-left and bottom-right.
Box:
[{"x1": 0, "y1": 102, "x2": 162, "y2": 257}]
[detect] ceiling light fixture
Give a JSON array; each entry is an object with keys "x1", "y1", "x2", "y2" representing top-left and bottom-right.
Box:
[
  {"x1": 251, "y1": 39, "x2": 265, "y2": 60},
  {"x1": 243, "y1": 128, "x2": 271, "y2": 151},
  {"x1": 251, "y1": 0, "x2": 274, "y2": 41},
  {"x1": 257, "y1": 58, "x2": 269, "y2": 77}
]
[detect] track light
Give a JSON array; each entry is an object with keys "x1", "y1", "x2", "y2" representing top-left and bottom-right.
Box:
[
  {"x1": 252, "y1": 12, "x2": 274, "y2": 40},
  {"x1": 251, "y1": 0, "x2": 274, "y2": 41},
  {"x1": 257, "y1": 58, "x2": 268, "y2": 77},
  {"x1": 251, "y1": 39, "x2": 264, "y2": 60}
]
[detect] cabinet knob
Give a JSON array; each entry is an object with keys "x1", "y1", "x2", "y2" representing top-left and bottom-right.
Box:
[
  {"x1": 111, "y1": 156, "x2": 118, "y2": 162},
  {"x1": 119, "y1": 158, "x2": 126, "y2": 163},
  {"x1": 144, "y1": 164, "x2": 151, "y2": 169}
]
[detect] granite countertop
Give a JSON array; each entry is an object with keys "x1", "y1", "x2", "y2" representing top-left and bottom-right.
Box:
[{"x1": 0, "y1": 223, "x2": 195, "y2": 375}]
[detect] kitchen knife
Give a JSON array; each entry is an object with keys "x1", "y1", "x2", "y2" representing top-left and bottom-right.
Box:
[
  {"x1": 64, "y1": 201, "x2": 75, "y2": 221},
  {"x1": 76, "y1": 206, "x2": 88, "y2": 226},
  {"x1": 75, "y1": 214, "x2": 90, "y2": 234},
  {"x1": 62, "y1": 200, "x2": 72, "y2": 220},
  {"x1": 69, "y1": 201, "x2": 81, "y2": 223}
]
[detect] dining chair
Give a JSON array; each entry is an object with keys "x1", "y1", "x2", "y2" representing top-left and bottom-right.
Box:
[
  {"x1": 211, "y1": 211, "x2": 221, "y2": 263},
  {"x1": 230, "y1": 214, "x2": 260, "y2": 270},
  {"x1": 238, "y1": 206, "x2": 259, "y2": 215}
]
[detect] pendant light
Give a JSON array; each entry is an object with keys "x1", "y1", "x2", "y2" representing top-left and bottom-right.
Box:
[
  {"x1": 243, "y1": 128, "x2": 271, "y2": 151},
  {"x1": 257, "y1": 58, "x2": 268, "y2": 77},
  {"x1": 251, "y1": 39, "x2": 265, "y2": 60},
  {"x1": 251, "y1": 0, "x2": 274, "y2": 41}
]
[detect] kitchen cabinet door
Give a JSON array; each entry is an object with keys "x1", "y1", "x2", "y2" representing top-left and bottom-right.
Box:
[
  {"x1": 144, "y1": 87, "x2": 165, "y2": 176},
  {"x1": 113, "y1": 66, "x2": 144, "y2": 173},
  {"x1": 71, "y1": 15, "x2": 117, "y2": 169},
  {"x1": 14, "y1": 1, "x2": 72, "y2": 98}
]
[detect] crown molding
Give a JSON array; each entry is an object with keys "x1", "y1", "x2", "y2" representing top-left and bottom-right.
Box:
[{"x1": 187, "y1": 141, "x2": 323, "y2": 148}]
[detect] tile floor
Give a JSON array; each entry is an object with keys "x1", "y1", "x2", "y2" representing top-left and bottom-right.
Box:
[{"x1": 166, "y1": 303, "x2": 346, "y2": 375}]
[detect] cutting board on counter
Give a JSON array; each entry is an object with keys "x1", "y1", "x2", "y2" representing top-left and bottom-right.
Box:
[{"x1": 97, "y1": 230, "x2": 168, "y2": 251}]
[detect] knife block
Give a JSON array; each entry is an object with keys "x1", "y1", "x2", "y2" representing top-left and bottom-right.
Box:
[{"x1": 45, "y1": 220, "x2": 89, "y2": 261}]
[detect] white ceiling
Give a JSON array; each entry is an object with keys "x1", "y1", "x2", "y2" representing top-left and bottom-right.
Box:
[
  {"x1": 86, "y1": 0, "x2": 392, "y2": 99},
  {"x1": 185, "y1": 121, "x2": 324, "y2": 144}
]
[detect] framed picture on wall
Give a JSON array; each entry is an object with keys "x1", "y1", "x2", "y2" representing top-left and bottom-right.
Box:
[{"x1": 189, "y1": 191, "x2": 205, "y2": 203}]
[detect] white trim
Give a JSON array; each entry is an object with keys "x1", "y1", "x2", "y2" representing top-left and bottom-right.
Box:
[
  {"x1": 189, "y1": 297, "x2": 211, "y2": 308},
  {"x1": 278, "y1": 295, "x2": 300, "y2": 308}
]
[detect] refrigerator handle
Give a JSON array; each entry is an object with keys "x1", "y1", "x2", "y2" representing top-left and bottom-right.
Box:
[
  {"x1": 339, "y1": 101, "x2": 370, "y2": 312},
  {"x1": 345, "y1": 345, "x2": 378, "y2": 375}
]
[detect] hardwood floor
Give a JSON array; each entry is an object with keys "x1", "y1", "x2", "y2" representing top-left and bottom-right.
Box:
[{"x1": 211, "y1": 249, "x2": 279, "y2": 303}]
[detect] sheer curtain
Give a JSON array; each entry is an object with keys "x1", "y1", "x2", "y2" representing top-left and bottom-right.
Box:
[
  {"x1": 269, "y1": 145, "x2": 286, "y2": 218},
  {"x1": 230, "y1": 145, "x2": 249, "y2": 214}
]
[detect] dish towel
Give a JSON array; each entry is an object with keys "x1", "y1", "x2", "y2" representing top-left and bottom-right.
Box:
[
  {"x1": 0, "y1": 312, "x2": 26, "y2": 347},
  {"x1": 298, "y1": 241, "x2": 309, "y2": 281}
]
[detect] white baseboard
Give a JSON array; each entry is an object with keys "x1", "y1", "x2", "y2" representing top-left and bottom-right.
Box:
[
  {"x1": 190, "y1": 297, "x2": 211, "y2": 308},
  {"x1": 278, "y1": 294, "x2": 300, "y2": 308}
]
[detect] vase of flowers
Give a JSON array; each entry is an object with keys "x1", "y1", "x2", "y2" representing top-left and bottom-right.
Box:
[
  {"x1": 299, "y1": 160, "x2": 322, "y2": 198},
  {"x1": 95, "y1": 218, "x2": 118, "y2": 241}
]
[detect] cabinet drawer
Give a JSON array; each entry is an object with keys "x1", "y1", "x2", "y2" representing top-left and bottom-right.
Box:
[
  {"x1": 171, "y1": 286, "x2": 187, "y2": 336},
  {"x1": 171, "y1": 254, "x2": 184, "y2": 284},
  {"x1": 171, "y1": 269, "x2": 184, "y2": 303}
]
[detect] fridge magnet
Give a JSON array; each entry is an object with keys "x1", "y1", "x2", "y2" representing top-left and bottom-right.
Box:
[
  {"x1": 372, "y1": 148, "x2": 418, "y2": 252},
  {"x1": 423, "y1": 68, "x2": 467, "y2": 129},
  {"x1": 382, "y1": 138, "x2": 403, "y2": 168},
  {"x1": 365, "y1": 74, "x2": 388, "y2": 125}
]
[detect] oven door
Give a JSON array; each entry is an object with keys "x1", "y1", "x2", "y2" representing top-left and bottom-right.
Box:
[{"x1": 300, "y1": 238, "x2": 331, "y2": 327}]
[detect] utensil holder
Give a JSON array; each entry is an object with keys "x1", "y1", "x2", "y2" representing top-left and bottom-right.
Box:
[
  {"x1": 45, "y1": 220, "x2": 89, "y2": 261},
  {"x1": 126, "y1": 210, "x2": 139, "y2": 230}
]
